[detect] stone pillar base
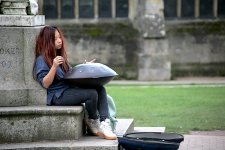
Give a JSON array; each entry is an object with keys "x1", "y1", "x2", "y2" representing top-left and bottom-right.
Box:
[
  {"x1": 0, "y1": 25, "x2": 46, "y2": 106},
  {"x1": 138, "y1": 39, "x2": 171, "y2": 81}
]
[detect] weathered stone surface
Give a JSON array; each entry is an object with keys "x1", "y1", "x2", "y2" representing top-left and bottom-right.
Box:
[
  {"x1": 138, "y1": 63, "x2": 171, "y2": 81},
  {"x1": 0, "y1": 0, "x2": 39, "y2": 15},
  {"x1": 141, "y1": 14, "x2": 165, "y2": 38},
  {"x1": 48, "y1": 22, "x2": 140, "y2": 79},
  {"x1": 145, "y1": 0, "x2": 164, "y2": 16},
  {"x1": 0, "y1": 89, "x2": 28, "y2": 106},
  {"x1": 138, "y1": 39, "x2": 171, "y2": 81},
  {"x1": 132, "y1": 0, "x2": 165, "y2": 38},
  {"x1": 0, "y1": 15, "x2": 45, "y2": 26},
  {"x1": 1, "y1": 7, "x2": 27, "y2": 15},
  {"x1": 0, "y1": 26, "x2": 46, "y2": 106},
  {"x1": 0, "y1": 0, "x2": 29, "y2": 15},
  {"x1": 0, "y1": 106, "x2": 84, "y2": 143},
  {"x1": 0, "y1": 118, "x2": 134, "y2": 149},
  {"x1": 123, "y1": 0, "x2": 170, "y2": 80}
]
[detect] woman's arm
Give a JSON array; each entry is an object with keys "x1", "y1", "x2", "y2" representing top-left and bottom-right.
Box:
[{"x1": 42, "y1": 56, "x2": 64, "y2": 88}]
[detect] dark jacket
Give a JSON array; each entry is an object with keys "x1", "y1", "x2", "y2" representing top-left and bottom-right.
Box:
[{"x1": 34, "y1": 55, "x2": 70, "y2": 105}]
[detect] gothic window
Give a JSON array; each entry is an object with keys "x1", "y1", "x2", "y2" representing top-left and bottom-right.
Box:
[
  {"x1": 182, "y1": 0, "x2": 195, "y2": 18},
  {"x1": 116, "y1": 0, "x2": 128, "y2": 18},
  {"x1": 44, "y1": 0, "x2": 58, "y2": 19},
  {"x1": 99, "y1": 0, "x2": 112, "y2": 18},
  {"x1": 218, "y1": 0, "x2": 225, "y2": 18},
  {"x1": 164, "y1": 0, "x2": 177, "y2": 18},
  {"x1": 200, "y1": 0, "x2": 213, "y2": 18},
  {"x1": 79, "y1": 0, "x2": 94, "y2": 18},
  {"x1": 61, "y1": 0, "x2": 74, "y2": 18}
]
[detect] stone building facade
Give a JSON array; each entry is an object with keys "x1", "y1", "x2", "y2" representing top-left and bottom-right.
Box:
[{"x1": 37, "y1": 0, "x2": 225, "y2": 80}]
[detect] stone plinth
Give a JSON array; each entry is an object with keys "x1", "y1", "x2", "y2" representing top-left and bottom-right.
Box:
[
  {"x1": 138, "y1": 39, "x2": 171, "y2": 81},
  {"x1": 0, "y1": 106, "x2": 84, "y2": 143},
  {"x1": 0, "y1": 0, "x2": 29, "y2": 15},
  {"x1": 0, "y1": 15, "x2": 45, "y2": 26},
  {"x1": 0, "y1": 16, "x2": 46, "y2": 106}
]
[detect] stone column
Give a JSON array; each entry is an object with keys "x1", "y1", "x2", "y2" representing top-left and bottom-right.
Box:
[
  {"x1": 132, "y1": 0, "x2": 171, "y2": 81},
  {"x1": 0, "y1": 0, "x2": 46, "y2": 106}
]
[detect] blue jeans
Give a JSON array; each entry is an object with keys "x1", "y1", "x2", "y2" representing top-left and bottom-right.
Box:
[{"x1": 52, "y1": 86, "x2": 109, "y2": 121}]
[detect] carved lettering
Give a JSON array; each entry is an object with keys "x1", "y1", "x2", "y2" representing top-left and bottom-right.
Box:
[
  {"x1": 0, "y1": 48, "x2": 4, "y2": 54},
  {"x1": 0, "y1": 47, "x2": 21, "y2": 69},
  {"x1": 0, "y1": 61, "x2": 12, "y2": 68},
  {"x1": 0, "y1": 47, "x2": 20, "y2": 55}
]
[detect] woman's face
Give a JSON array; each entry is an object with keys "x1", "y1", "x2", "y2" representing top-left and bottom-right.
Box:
[{"x1": 54, "y1": 30, "x2": 62, "y2": 50}]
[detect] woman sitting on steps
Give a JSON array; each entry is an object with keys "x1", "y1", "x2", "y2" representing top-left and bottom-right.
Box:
[{"x1": 33, "y1": 25, "x2": 117, "y2": 140}]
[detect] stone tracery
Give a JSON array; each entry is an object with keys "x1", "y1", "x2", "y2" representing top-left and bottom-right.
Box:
[{"x1": 0, "y1": 0, "x2": 38, "y2": 15}]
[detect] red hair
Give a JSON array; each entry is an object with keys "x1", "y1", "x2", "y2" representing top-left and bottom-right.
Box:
[{"x1": 34, "y1": 26, "x2": 70, "y2": 75}]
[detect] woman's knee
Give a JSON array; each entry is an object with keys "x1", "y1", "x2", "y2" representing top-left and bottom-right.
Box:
[
  {"x1": 97, "y1": 86, "x2": 105, "y2": 91},
  {"x1": 88, "y1": 89, "x2": 98, "y2": 100}
]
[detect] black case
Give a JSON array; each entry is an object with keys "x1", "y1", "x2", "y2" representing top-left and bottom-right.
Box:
[{"x1": 118, "y1": 132, "x2": 184, "y2": 150}]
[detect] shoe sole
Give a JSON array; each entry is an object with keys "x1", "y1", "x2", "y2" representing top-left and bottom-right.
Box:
[{"x1": 97, "y1": 132, "x2": 117, "y2": 140}]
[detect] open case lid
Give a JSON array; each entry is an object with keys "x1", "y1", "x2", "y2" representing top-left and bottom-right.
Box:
[{"x1": 123, "y1": 132, "x2": 184, "y2": 143}]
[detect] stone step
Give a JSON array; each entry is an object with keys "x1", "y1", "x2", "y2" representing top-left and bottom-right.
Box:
[
  {"x1": 0, "y1": 118, "x2": 134, "y2": 150},
  {"x1": 115, "y1": 118, "x2": 134, "y2": 137},
  {"x1": 0, "y1": 106, "x2": 84, "y2": 143},
  {"x1": 134, "y1": 127, "x2": 166, "y2": 132},
  {"x1": 0, "y1": 118, "x2": 166, "y2": 150}
]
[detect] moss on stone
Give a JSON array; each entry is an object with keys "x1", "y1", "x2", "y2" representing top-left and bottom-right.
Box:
[
  {"x1": 58, "y1": 22, "x2": 140, "y2": 80},
  {"x1": 172, "y1": 62, "x2": 225, "y2": 77},
  {"x1": 61, "y1": 22, "x2": 139, "y2": 40},
  {"x1": 81, "y1": 27, "x2": 103, "y2": 38},
  {"x1": 166, "y1": 21, "x2": 225, "y2": 35}
]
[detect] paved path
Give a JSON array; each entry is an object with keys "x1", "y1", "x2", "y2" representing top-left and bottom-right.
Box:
[
  {"x1": 111, "y1": 77, "x2": 225, "y2": 85},
  {"x1": 179, "y1": 135, "x2": 225, "y2": 150}
]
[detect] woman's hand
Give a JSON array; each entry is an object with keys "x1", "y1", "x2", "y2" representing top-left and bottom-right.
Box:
[
  {"x1": 53, "y1": 56, "x2": 64, "y2": 68},
  {"x1": 42, "y1": 56, "x2": 64, "y2": 88}
]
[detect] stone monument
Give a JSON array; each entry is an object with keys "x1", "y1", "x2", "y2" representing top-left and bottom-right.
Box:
[
  {"x1": 0, "y1": 1, "x2": 84, "y2": 144},
  {"x1": 0, "y1": 0, "x2": 46, "y2": 106}
]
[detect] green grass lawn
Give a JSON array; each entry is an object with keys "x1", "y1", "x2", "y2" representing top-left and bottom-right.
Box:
[{"x1": 106, "y1": 84, "x2": 225, "y2": 134}]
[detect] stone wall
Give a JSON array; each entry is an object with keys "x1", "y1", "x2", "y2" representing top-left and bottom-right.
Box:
[
  {"x1": 50, "y1": 21, "x2": 140, "y2": 80},
  {"x1": 45, "y1": 0, "x2": 225, "y2": 80},
  {"x1": 46, "y1": 0, "x2": 172, "y2": 81},
  {"x1": 166, "y1": 21, "x2": 225, "y2": 77},
  {"x1": 46, "y1": 19, "x2": 225, "y2": 80}
]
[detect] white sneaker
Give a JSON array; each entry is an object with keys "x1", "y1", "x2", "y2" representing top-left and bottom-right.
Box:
[
  {"x1": 99, "y1": 119, "x2": 117, "y2": 140},
  {"x1": 85, "y1": 119, "x2": 101, "y2": 136}
]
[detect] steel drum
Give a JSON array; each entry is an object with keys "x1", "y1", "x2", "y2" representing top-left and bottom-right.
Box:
[{"x1": 64, "y1": 63, "x2": 118, "y2": 87}]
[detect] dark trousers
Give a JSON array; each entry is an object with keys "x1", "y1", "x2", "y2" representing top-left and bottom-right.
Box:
[{"x1": 52, "y1": 86, "x2": 109, "y2": 121}]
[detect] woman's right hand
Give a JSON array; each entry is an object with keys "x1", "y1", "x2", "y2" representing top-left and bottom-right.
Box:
[
  {"x1": 53, "y1": 56, "x2": 64, "y2": 68},
  {"x1": 43, "y1": 56, "x2": 64, "y2": 88}
]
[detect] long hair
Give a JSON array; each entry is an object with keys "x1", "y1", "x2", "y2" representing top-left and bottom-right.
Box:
[{"x1": 33, "y1": 26, "x2": 70, "y2": 79}]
